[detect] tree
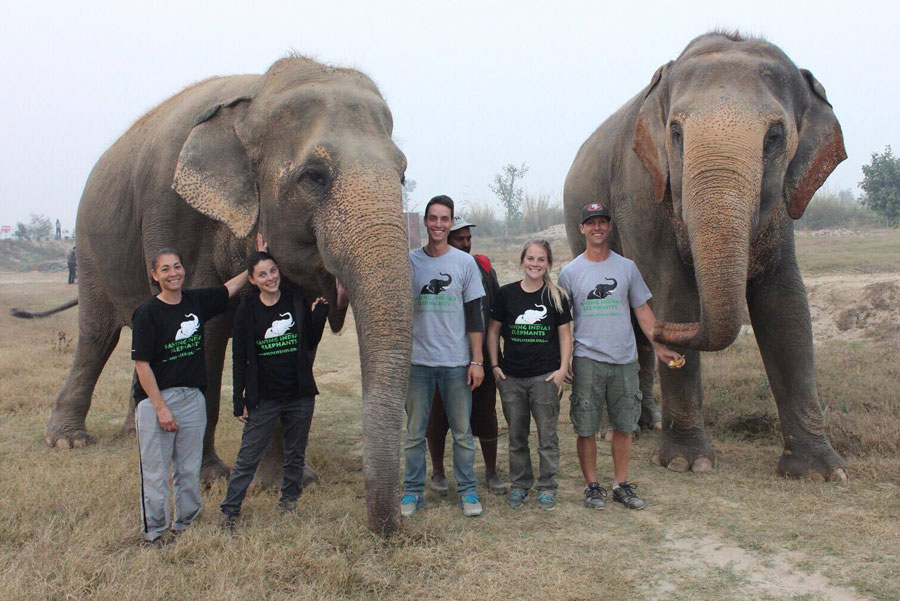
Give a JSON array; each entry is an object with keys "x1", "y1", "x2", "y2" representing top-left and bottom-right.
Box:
[
  {"x1": 401, "y1": 178, "x2": 417, "y2": 211},
  {"x1": 859, "y1": 146, "x2": 900, "y2": 227},
  {"x1": 14, "y1": 222, "x2": 29, "y2": 240},
  {"x1": 489, "y1": 162, "x2": 529, "y2": 236},
  {"x1": 28, "y1": 213, "x2": 53, "y2": 240}
]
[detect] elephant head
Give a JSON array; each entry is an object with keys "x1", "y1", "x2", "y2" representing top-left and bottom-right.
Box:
[
  {"x1": 632, "y1": 33, "x2": 846, "y2": 350},
  {"x1": 172, "y1": 57, "x2": 411, "y2": 534}
]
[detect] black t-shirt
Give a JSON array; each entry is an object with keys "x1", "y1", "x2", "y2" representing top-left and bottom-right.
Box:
[
  {"x1": 252, "y1": 294, "x2": 301, "y2": 400},
  {"x1": 131, "y1": 287, "x2": 229, "y2": 400},
  {"x1": 491, "y1": 281, "x2": 572, "y2": 378}
]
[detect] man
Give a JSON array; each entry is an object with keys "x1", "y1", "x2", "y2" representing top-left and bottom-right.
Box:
[
  {"x1": 558, "y1": 203, "x2": 683, "y2": 510},
  {"x1": 403, "y1": 195, "x2": 486, "y2": 518},
  {"x1": 67, "y1": 246, "x2": 77, "y2": 285},
  {"x1": 55, "y1": 219, "x2": 62, "y2": 240},
  {"x1": 426, "y1": 216, "x2": 508, "y2": 496}
]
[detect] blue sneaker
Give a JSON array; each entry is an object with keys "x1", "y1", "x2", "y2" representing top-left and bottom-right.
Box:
[
  {"x1": 400, "y1": 494, "x2": 426, "y2": 517},
  {"x1": 537, "y1": 491, "x2": 557, "y2": 511},
  {"x1": 459, "y1": 493, "x2": 483, "y2": 517},
  {"x1": 507, "y1": 489, "x2": 528, "y2": 509}
]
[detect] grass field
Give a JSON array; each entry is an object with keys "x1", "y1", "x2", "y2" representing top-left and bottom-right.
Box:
[{"x1": 1, "y1": 230, "x2": 898, "y2": 601}]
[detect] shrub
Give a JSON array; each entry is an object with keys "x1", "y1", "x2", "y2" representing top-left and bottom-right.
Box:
[{"x1": 795, "y1": 188, "x2": 884, "y2": 230}]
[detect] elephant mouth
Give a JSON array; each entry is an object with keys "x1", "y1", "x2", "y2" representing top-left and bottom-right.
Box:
[{"x1": 314, "y1": 269, "x2": 350, "y2": 332}]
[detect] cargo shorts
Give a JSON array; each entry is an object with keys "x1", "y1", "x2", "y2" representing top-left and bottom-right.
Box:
[{"x1": 569, "y1": 356, "x2": 642, "y2": 436}]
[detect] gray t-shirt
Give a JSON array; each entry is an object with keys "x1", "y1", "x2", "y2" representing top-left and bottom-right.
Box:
[
  {"x1": 558, "y1": 251, "x2": 652, "y2": 364},
  {"x1": 410, "y1": 246, "x2": 486, "y2": 367}
]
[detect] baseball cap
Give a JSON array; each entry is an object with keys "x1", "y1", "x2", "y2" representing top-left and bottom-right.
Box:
[
  {"x1": 581, "y1": 203, "x2": 611, "y2": 224},
  {"x1": 450, "y1": 216, "x2": 477, "y2": 232}
]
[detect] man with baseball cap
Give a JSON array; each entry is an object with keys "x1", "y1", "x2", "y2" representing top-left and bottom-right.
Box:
[
  {"x1": 426, "y1": 216, "x2": 508, "y2": 497},
  {"x1": 558, "y1": 203, "x2": 683, "y2": 510}
]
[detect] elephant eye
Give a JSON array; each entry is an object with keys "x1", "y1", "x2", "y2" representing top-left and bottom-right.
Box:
[
  {"x1": 764, "y1": 123, "x2": 785, "y2": 156},
  {"x1": 669, "y1": 122, "x2": 683, "y2": 147},
  {"x1": 296, "y1": 163, "x2": 330, "y2": 189}
]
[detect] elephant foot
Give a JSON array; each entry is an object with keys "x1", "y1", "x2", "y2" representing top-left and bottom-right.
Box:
[
  {"x1": 653, "y1": 429, "x2": 717, "y2": 473},
  {"x1": 45, "y1": 419, "x2": 92, "y2": 449},
  {"x1": 639, "y1": 402, "x2": 663, "y2": 432},
  {"x1": 200, "y1": 454, "x2": 230, "y2": 483},
  {"x1": 302, "y1": 465, "x2": 319, "y2": 487},
  {"x1": 255, "y1": 464, "x2": 319, "y2": 489},
  {"x1": 119, "y1": 418, "x2": 136, "y2": 437},
  {"x1": 777, "y1": 440, "x2": 848, "y2": 482}
]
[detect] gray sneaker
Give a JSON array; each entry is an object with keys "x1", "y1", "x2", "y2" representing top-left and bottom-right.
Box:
[
  {"x1": 459, "y1": 493, "x2": 483, "y2": 517},
  {"x1": 430, "y1": 474, "x2": 449, "y2": 495},
  {"x1": 487, "y1": 474, "x2": 510, "y2": 495},
  {"x1": 537, "y1": 491, "x2": 557, "y2": 511},
  {"x1": 507, "y1": 489, "x2": 528, "y2": 509},
  {"x1": 612, "y1": 481, "x2": 646, "y2": 510},
  {"x1": 400, "y1": 494, "x2": 426, "y2": 517},
  {"x1": 278, "y1": 499, "x2": 299, "y2": 514},
  {"x1": 583, "y1": 482, "x2": 608, "y2": 509}
]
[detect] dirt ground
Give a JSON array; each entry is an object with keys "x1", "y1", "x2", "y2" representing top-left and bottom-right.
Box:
[{"x1": 1, "y1": 229, "x2": 898, "y2": 601}]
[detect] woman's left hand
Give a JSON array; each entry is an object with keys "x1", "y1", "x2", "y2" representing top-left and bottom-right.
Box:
[
  {"x1": 256, "y1": 232, "x2": 268, "y2": 252},
  {"x1": 311, "y1": 297, "x2": 328, "y2": 311},
  {"x1": 546, "y1": 368, "x2": 567, "y2": 397}
]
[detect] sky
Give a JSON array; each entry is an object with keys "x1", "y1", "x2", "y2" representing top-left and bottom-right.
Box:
[{"x1": 1, "y1": 0, "x2": 897, "y2": 231}]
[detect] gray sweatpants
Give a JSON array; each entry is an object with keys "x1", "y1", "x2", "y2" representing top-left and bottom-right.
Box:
[{"x1": 136, "y1": 387, "x2": 206, "y2": 541}]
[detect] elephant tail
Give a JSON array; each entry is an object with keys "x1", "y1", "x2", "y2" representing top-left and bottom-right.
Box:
[{"x1": 11, "y1": 298, "x2": 78, "y2": 319}]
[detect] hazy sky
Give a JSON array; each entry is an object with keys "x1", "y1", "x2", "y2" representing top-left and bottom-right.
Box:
[{"x1": 1, "y1": 1, "x2": 897, "y2": 230}]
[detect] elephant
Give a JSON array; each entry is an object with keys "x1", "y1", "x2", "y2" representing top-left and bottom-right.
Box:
[
  {"x1": 420, "y1": 273, "x2": 452, "y2": 295},
  {"x1": 175, "y1": 313, "x2": 200, "y2": 340},
  {"x1": 586, "y1": 278, "x2": 617, "y2": 299},
  {"x1": 563, "y1": 32, "x2": 847, "y2": 480},
  {"x1": 33, "y1": 56, "x2": 412, "y2": 534},
  {"x1": 264, "y1": 312, "x2": 295, "y2": 339},
  {"x1": 515, "y1": 304, "x2": 548, "y2": 324}
]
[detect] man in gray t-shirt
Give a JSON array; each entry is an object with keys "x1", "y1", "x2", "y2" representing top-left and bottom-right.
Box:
[
  {"x1": 558, "y1": 203, "x2": 682, "y2": 511},
  {"x1": 402, "y1": 195, "x2": 487, "y2": 519}
]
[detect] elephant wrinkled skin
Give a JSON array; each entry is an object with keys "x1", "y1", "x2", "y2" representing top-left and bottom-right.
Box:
[
  {"x1": 564, "y1": 32, "x2": 848, "y2": 481},
  {"x1": 41, "y1": 57, "x2": 412, "y2": 534}
]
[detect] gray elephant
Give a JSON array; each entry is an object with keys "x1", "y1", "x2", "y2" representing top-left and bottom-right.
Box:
[
  {"x1": 35, "y1": 56, "x2": 412, "y2": 534},
  {"x1": 564, "y1": 32, "x2": 847, "y2": 480},
  {"x1": 420, "y1": 272, "x2": 452, "y2": 295}
]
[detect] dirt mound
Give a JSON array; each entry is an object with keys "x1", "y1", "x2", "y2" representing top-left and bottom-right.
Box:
[{"x1": 806, "y1": 273, "x2": 900, "y2": 343}]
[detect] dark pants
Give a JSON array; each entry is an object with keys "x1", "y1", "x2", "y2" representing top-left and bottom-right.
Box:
[
  {"x1": 67, "y1": 264, "x2": 76, "y2": 284},
  {"x1": 220, "y1": 396, "x2": 315, "y2": 517}
]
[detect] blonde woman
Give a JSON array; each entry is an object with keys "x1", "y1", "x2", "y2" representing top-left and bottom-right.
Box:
[{"x1": 487, "y1": 240, "x2": 572, "y2": 511}]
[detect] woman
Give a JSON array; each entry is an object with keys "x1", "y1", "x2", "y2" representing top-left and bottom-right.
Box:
[
  {"x1": 487, "y1": 239, "x2": 572, "y2": 511},
  {"x1": 219, "y1": 250, "x2": 328, "y2": 528},
  {"x1": 133, "y1": 239, "x2": 262, "y2": 546}
]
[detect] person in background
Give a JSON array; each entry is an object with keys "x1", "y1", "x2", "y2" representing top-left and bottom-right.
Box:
[
  {"x1": 427, "y1": 216, "x2": 508, "y2": 496},
  {"x1": 67, "y1": 246, "x2": 77, "y2": 285}
]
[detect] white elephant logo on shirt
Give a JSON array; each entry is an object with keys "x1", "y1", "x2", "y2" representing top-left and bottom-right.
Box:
[
  {"x1": 515, "y1": 304, "x2": 548, "y2": 324},
  {"x1": 265, "y1": 312, "x2": 295, "y2": 338},
  {"x1": 175, "y1": 313, "x2": 200, "y2": 340}
]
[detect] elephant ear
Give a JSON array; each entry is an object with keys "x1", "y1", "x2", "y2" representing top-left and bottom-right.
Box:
[
  {"x1": 173, "y1": 97, "x2": 259, "y2": 238},
  {"x1": 783, "y1": 69, "x2": 848, "y2": 219},
  {"x1": 632, "y1": 61, "x2": 672, "y2": 203}
]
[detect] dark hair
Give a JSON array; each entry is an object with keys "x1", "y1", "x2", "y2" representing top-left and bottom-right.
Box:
[
  {"x1": 424, "y1": 195, "x2": 454, "y2": 219},
  {"x1": 246, "y1": 251, "x2": 276, "y2": 274},
  {"x1": 150, "y1": 248, "x2": 182, "y2": 272}
]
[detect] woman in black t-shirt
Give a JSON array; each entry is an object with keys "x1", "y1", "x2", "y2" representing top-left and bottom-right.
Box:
[
  {"x1": 219, "y1": 251, "x2": 328, "y2": 527},
  {"x1": 487, "y1": 240, "x2": 572, "y2": 511},
  {"x1": 132, "y1": 242, "x2": 259, "y2": 546}
]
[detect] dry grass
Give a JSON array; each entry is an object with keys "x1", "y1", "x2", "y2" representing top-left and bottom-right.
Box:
[{"x1": 1, "y1": 230, "x2": 899, "y2": 601}]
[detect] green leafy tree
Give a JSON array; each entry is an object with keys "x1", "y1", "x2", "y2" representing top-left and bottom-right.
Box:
[
  {"x1": 859, "y1": 146, "x2": 900, "y2": 227},
  {"x1": 489, "y1": 162, "x2": 529, "y2": 236},
  {"x1": 14, "y1": 222, "x2": 30, "y2": 240},
  {"x1": 28, "y1": 213, "x2": 53, "y2": 240}
]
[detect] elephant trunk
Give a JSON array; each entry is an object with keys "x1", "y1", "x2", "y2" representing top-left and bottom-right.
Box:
[
  {"x1": 317, "y1": 164, "x2": 411, "y2": 535},
  {"x1": 654, "y1": 118, "x2": 763, "y2": 351}
]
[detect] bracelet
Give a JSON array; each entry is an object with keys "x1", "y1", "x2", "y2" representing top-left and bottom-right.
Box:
[
  {"x1": 470, "y1": 361, "x2": 483, "y2": 366},
  {"x1": 490, "y1": 365, "x2": 500, "y2": 369}
]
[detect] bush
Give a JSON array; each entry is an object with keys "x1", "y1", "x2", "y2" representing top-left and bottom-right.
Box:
[
  {"x1": 794, "y1": 188, "x2": 884, "y2": 230},
  {"x1": 460, "y1": 200, "x2": 503, "y2": 236},
  {"x1": 521, "y1": 193, "x2": 565, "y2": 234}
]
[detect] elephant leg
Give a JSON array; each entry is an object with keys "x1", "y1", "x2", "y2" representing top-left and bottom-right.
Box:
[
  {"x1": 120, "y1": 371, "x2": 138, "y2": 436},
  {"x1": 45, "y1": 290, "x2": 123, "y2": 448},
  {"x1": 653, "y1": 349, "x2": 716, "y2": 472},
  {"x1": 255, "y1": 423, "x2": 319, "y2": 489},
  {"x1": 747, "y1": 255, "x2": 847, "y2": 481},
  {"x1": 200, "y1": 313, "x2": 231, "y2": 482}
]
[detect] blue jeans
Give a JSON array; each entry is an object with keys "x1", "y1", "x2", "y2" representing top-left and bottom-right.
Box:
[{"x1": 404, "y1": 365, "x2": 477, "y2": 495}]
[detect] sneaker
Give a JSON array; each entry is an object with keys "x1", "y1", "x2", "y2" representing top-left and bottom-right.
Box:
[
  {"x1": 487, "y1": 474, "x2": 510, "y2": 495},
  {"x1": 583, "y1": 482, "x2": 608, "y2": 509},
  {"x1": 506, "y1": 489, "x2": 528, "y2": 509},
  {"x1": 400, "y1": 494, "x2": 426, "y2": 517},
  {"x1": 219, "y1": 514, "x2": 237, "y2": 533},
  {"x1": 430, "y1": 474, "x2": 449, "y2": 495},
  {"x1": 278, "y1": 499, "x2": 299, "y2": 514},
  {"x1": 537, "y1": 491, "x2": 557, "y2": 511},
  {"x1": 459, "y1": 493, "x2": 483, "y2": 517},
  {"x1": 141, "y1": 535, "x2": 170, "y2": 548},
  {"x1": 612, "y1": 481, "x2": 646, "y2": 510}
]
